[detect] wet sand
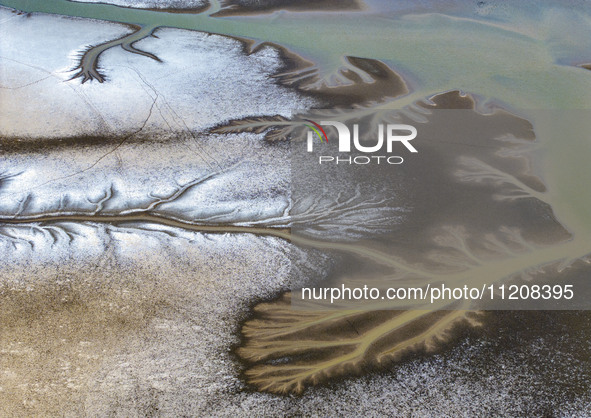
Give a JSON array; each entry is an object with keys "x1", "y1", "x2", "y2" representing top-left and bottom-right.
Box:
[
  {"x1": 234, "y1": 91, "x2": 585, "y2": 394},
  {"x1": 1, "y1": 0, "x2": 591, "y2": 413}
]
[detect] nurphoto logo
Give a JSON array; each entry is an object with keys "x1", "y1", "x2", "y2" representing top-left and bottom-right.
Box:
[{"x1": 305, "y1": 120, "x2": 418, "y2": 165}]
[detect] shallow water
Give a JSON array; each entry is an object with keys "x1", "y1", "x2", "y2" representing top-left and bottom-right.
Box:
[
  {"x1": 1, "y1": 0, "x2": 591, "y2": 411},
  {"x1": 3, "y1": 0, "x2": 591, "y2": 228}
]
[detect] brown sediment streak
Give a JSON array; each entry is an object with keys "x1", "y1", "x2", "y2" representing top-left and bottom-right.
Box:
[
  {"x1": 238, "y1": 293, "x2": 480, "y2": 394},
  {"x1": 216, "y1": 37, "x2": 407, "y2": 107},
  {"x1": 212, "y1": 0, "x2": 364, "y2": 17},
  {"x1": 0, "y1": 213, "x2": 289, "y2": 237},
  {"x1": 274, "y1": 55, "x2": 408, "y2": 106},
  {"x1": 139, "y1": 4, "x2": 209, "y2": 14},
  {"x1": 64, "y1": 0, "x2": 210, "y2": 14},
  {"x1": 236, "y1": 214, "x2": 589, "y2": 394},
  {"x1": 7, "y1": 214, "x2": 581, "y2": 283},
  {"x1": 0, "y1": 212, "x2": 421, "y2": 271},
  {"x1": 227, "y1": 40, "x2": 408, "y2": 107},
  {"x1": 63, "y1": 6, "x2": 405, "y2": 107},
  {"x1": 71, "y1": 24, "x2": 161, "y2": 83},
  {"x1": 0, "y1": 133, "x2": 172, "y2": 153},
  {"x1": 237, "y1": 231, "x2": 588, "y2": 394},
  {"x1": 235, "y1": 223, "x2": 591, "y2": 394}
]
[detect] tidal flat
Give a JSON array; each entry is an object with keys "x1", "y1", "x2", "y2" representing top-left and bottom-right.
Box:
[{"x1": 1, "y1": 0, "x2": 591, "y2": 415}]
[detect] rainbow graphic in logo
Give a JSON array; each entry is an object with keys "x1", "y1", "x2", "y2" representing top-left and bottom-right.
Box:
[{"x1": 304, "y1": 119, "x2": 329, "y2": 143}]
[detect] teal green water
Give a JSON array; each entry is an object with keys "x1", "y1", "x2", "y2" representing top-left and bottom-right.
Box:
[
  {"x1": 2, "y1": 1, "x2": 590, "y2": 109},
  {"x1": 2, "y1": 0, "x2": 591, "y2": 258},
  {"x1": 1, "y1": 1, "x2": 589, "y2": 103}
]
